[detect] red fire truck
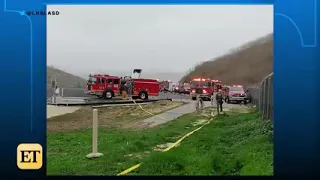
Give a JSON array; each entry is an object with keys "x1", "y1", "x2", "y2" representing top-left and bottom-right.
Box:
[
  {"x1": 183, "y1": 83, "x2": 191, "y2": 94},
  {"x1": 84, "y1": 69, "x2": 160, "y2": 100},
  {"x1": 159, "y1": 80, "x2": 172, "y2": 92},
  {"x1": 211, "y1": 79, "x2": 223, "y2": 92},
  {"x1": 190, "y1": 78, "x2": 213, "y2": 101}
]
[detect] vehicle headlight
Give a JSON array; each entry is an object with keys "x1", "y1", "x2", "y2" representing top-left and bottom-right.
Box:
[
  {"x1": 192, "y1": 90, "x2": 195, "y2": 93},
  {"x1": 203, "y1": 90, "x2": 207, "y2": 93}
]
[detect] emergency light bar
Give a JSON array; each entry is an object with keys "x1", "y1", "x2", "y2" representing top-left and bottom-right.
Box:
[{"x1": 193, "y1": 78, "x2": 201, "y2": 81}]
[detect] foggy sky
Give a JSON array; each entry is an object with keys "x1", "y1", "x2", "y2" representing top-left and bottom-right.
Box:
[{"x1": 47, "y1": 5, "x2": 273, "y2": 76}]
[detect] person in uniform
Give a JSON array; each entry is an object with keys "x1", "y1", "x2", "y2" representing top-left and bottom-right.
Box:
[
  {"x1": 195, "y1": 94, "x2": 204, "y2": 112},
  {"x1": 246, "y1": 89, "x2": 251, "y2": 103},
  {"x1": 215, "y1": 89, "x2": 224, "y2": 113},
  {"x1": 120, "y1": 78, "x2": 128, "y2": 100},
  {"x1": 55, "y1": 85, "x2": 59, "y2": 96},
  {"x1": 210, "y1": 92, "x2": 215, "y2": 106}
]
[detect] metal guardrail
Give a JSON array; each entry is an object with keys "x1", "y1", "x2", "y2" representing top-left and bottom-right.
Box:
[
  {"x1": 247, "y1": 73, "x2": 273, "y2": 122},
  {"x1": 47, "y1": 87, "x2": 173, "y2": 106},
  {"x1": 47, "y1": 98, "x2": 172, "y2": 106},
  {"x1": 47, "y1": 87, "x2": 90, "y2": 99}
]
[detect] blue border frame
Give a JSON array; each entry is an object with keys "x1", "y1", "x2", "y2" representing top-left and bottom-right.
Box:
[{"x1": 0, "y1": 0, "x2": 319, "y2": 177}]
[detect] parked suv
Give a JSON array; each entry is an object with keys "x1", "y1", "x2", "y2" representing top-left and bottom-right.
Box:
[{"x1": 223, "y1": 85, "x2": 248, "y2": 104}]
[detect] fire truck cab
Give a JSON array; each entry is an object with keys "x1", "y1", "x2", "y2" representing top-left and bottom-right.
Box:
[
  {"x1": 190, "y1": 78, "x2": 213, "y2": 101},
  {"x1": 84, "y1": 69, "x2": 160, "y2": 100},
  {"x1": 85, "y1": 74, "x2": 113, "y2": 96}
]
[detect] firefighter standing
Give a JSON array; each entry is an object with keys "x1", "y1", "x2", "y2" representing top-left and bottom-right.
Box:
[
  {"x1": 195, "y1": 94, "x2": 204, "y2": 112},
  {"x1": 246, "y1": 89, "x2": 251, "y2": 103},
  {"x1": 210, "y1": 92, "x2": 215, "y2": 106},
  {"x1": 122, "y1": 87, "x2": 128, "y2": 100},
  {"x1": 216, "y1": 89, "x2": 223, "y2": 113},
  {"x1": 120, "y1": 79, "x2": 128, "y2": 100},
  {"x1": 55, "y1": 85, "x2": 60, "y2": 96}
]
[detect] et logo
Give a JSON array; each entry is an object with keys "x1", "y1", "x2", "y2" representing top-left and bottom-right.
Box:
[{"x1": 17, "y1": 143, "x2": 43, "y2": 170}]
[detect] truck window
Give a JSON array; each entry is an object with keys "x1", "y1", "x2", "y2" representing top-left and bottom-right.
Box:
[
  {"x1": 113, "y1": 79, "x2": 120, "y2": 88},
  {"x1": 88, "y1": 77, "x2": 97, "y2": 83},
  {"x1": 200, "y1": 81, "x2": 208, "y2": 88},
  {"x1": 96, "y1": 78, "x2": 101, "y2": 83},
  {"x1": 230, "y1": 86, "x2": 244, "y2": 91},
  {"x1": 114, "y1": 79, "x2": 119, "y2": 85},
  {"x1": 101, "y1": 78, "x2": 105, "y2": 84},
  {"x1": 107, "y1": 79, "x2": 113, "y2": 84},
  {"x1": 190, "y1": 81, "x2": 199, "y2": 87}
]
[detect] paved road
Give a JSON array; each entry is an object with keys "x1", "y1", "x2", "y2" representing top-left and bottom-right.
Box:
[{"x1": 143, "y1": 98, "x2": 245, "y2": 127}]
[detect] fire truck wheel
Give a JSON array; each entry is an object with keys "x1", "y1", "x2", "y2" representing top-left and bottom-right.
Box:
[
  {"x1": 138, "y1": 91, "x2": 148, "y2": 100},
  {"x1": 103, "y1": 90, "x2": 113, "y2": 99}
]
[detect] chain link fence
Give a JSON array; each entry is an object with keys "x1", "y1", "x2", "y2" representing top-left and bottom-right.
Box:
[{"x1": 247, "y1": 73, "x2": 273, "y2": 122}]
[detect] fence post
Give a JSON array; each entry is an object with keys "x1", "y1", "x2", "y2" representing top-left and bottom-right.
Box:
[
  {"x1": 259, "y1": 86, "x2": 262, "y2": 109},
  {"x1": 259, "y1": 84, "x2": 263, "y2": 111},
  {"x1": 262, "y1": 81, "x2": 266, "y2": 119},
  {"x1": 264, "y1": 78, "x2": 268, "y2": 119},
  {"x1": 251, "y1": 73, "x2": 273, "y2": 122},
  {"x1": 86, "y1": 109, "x2": 103, "y2": 159},
  {"x1": 51, "y1": 78, "x2": 56, "y2": 105},
  {"x1": 270, "y1": 74, "x2": 274, "y2": 121},
  {"x1": 62, "y1": 88, "x2": 64, "y2": 97},
  {"x1": 266, "y1": 77, "x2": 270, "y2": 120}
]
